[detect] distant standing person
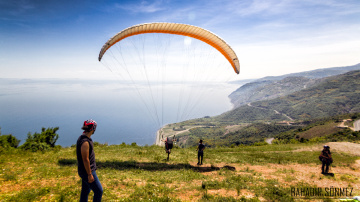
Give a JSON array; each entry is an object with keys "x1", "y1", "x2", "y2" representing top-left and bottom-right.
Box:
[
  {"x1": 162, "y1": 136, "x2": 174, "y2": 160},
  {"x1": 76, "y1": 119, "x2": 103, "y2": 202},
  {"x1": 197, "y1": 140, "x2": 205, "y2": 165},
  {"x1": 319, "y1": 145, "x2": 333, "y2": 174}
]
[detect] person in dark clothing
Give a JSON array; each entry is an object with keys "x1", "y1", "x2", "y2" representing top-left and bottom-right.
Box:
[
  {"x1": 319, "y1": 145, "x2": 333, "y2": 174},
  {"x1": 162, "y1": 136, "x2": 174, "y2": 160},
  {"x1": 197, "y1": 140, "x2": 205, "y2": 165},
  {"x1": 76, "y1": 119, "x2": 103, "y2": 202}
]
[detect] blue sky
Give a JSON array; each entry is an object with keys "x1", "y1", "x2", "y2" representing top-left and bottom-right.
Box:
[{"x1": 1, "y1": 0, "x2": 360, "y2": 80}]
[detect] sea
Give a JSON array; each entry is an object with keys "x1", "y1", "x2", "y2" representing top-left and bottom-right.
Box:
[{"x1": 0, "y1": 78, "x2": 242, "y2": 147}]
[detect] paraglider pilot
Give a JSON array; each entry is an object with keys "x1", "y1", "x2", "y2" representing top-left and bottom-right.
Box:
[
  {"x1": 162, "y1": 136, "x2": 175, "y2": 160},
  {"x1": 319, "y1": 145, "x2": 333, "y2": 174}
]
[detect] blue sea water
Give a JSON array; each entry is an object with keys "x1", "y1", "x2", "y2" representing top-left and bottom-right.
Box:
[{"x1": 0, "y1": 78, "x2": 240, "y2": 147}]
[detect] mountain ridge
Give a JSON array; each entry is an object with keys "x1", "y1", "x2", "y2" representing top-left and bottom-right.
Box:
[
  {"x1": 221, "y1": 70, "x2": 360, "y2": 122},
  {"x1": 229, "y1": 63, "x2": 360, "y2": 108}
]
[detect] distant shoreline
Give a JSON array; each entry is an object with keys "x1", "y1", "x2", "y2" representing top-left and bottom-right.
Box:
[{"x1": 155, "y1": 127, "x2": 164, "y2": 146}]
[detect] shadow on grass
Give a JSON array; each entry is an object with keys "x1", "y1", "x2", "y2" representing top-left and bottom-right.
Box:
[
  {"x1": 322, "y1": 172, "x2": 335, "y2": 177},
  {"x1": 58, "y1": 159, "x2": 235, "y2": 173}
]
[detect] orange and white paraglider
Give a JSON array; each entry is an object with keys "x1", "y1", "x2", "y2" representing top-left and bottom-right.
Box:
[
  {"x1": 99, "y1": 22, "x2": 240, "y2": 74},
  {"x1": 98, "y1": 22, "x2": 240, "y2": 140}
]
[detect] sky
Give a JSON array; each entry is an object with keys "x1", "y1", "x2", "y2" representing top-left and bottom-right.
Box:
[{"x1": 1, "y1": 0, "x2": 360, "y2": 80}]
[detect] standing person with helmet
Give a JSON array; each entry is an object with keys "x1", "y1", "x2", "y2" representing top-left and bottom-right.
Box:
[
  {"x1": 319, "y1": 145, "x2": 333, "y2": 174},
  {"x1": 76, "y1": 119, "x2": 103, "y2": 202}
]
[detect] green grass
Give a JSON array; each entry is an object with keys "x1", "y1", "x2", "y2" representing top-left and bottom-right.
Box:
[{"x1": 0, "y1": 143, "x2": 358, "y2": 201}]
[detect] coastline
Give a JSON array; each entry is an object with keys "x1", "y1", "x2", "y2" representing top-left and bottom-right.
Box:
[
  {"x1": 155, "y1": 127, "x2": 164, "y2": 146},
  {"x1": 155, "y1": 124, "x2": 206, "y2": 146}
]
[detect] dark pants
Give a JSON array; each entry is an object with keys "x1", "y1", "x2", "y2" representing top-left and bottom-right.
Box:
[
  {"x1": 322, "y1": 160, "x2": 330, "y2": 173},
  {"x1": 198, "y1": 151, "x2": 203, "y2": 164},
  {"x1": 80, "y1": 170, "x2": 103, "y2": 202}
]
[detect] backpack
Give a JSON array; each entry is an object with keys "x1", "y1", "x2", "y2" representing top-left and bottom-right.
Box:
[{"x1": 166, "y1": 137, "x2": 173, "y2": 144}]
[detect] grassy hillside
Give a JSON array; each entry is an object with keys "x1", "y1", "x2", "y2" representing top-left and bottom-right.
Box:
[
  {"x1": 220, "y1": 123, "x2": 298, "y2": 146},
  {"x1": 160, "y1": 68, "x2": 360, "y2": 149},
  {"x1": 175, "y1": 123, "x2": 300, "y2": 148},
  {"x1": 229, "y1": 77, "x2": 322, "y2": 108},
  {"x1": 1, "y1": 143, "x2": 359, "y2": 201},
  {"x1": 163, "y1": 112, "x2": 360, "y2": 149},
  {"x1": 274, "y1": 114, "x2": 360, "y2": 144}
]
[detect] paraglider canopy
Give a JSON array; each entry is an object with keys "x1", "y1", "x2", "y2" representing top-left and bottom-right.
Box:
[
  {"x1": 99, "y1": 22, "x2": 240, "y2": 74},
  {"x1": 98, "y1": 22, "x2": 241, "y2": 136}
]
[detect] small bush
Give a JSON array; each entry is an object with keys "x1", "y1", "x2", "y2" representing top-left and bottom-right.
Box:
[
  {"x1": 93, "y1": 142, "x2": 108, "y2": 147},
  {"x1": 22, "y1": 142, "x2": 51, "y2": 152},
  {"x1": 0, "y1": 133, "x2": 20, "y2": 148},
  {"x1": 253, "y1": 141, "x2": 269, "y2": 146},
  {"x1": 20, "y1": 127, "x2": 59, "y2": 152}
]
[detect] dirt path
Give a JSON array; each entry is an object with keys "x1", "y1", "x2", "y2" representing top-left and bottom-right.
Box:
[
  {"x1": 247, "y1": 103, "x2": 293, "y2": 121},
  {"x1": 337, "y1": 119, "x2": 360, "y2": 131},
  {"x1": 294, "y1": 142, "x2": 360, "y2": 156},
  {"x1": 184, "y1": 159, "x2": 360, "y2": 201},
  {"x1": 326, "y1": 142, "x2": 360, "y2": 156},
  {"x1": 354, "y1": 119, "x2": 360, "y2": 131}
]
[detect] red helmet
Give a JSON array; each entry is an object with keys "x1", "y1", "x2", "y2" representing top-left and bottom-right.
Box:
[{"x1": 81, "y1": 119, "x2": 97, "y2": 132}]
